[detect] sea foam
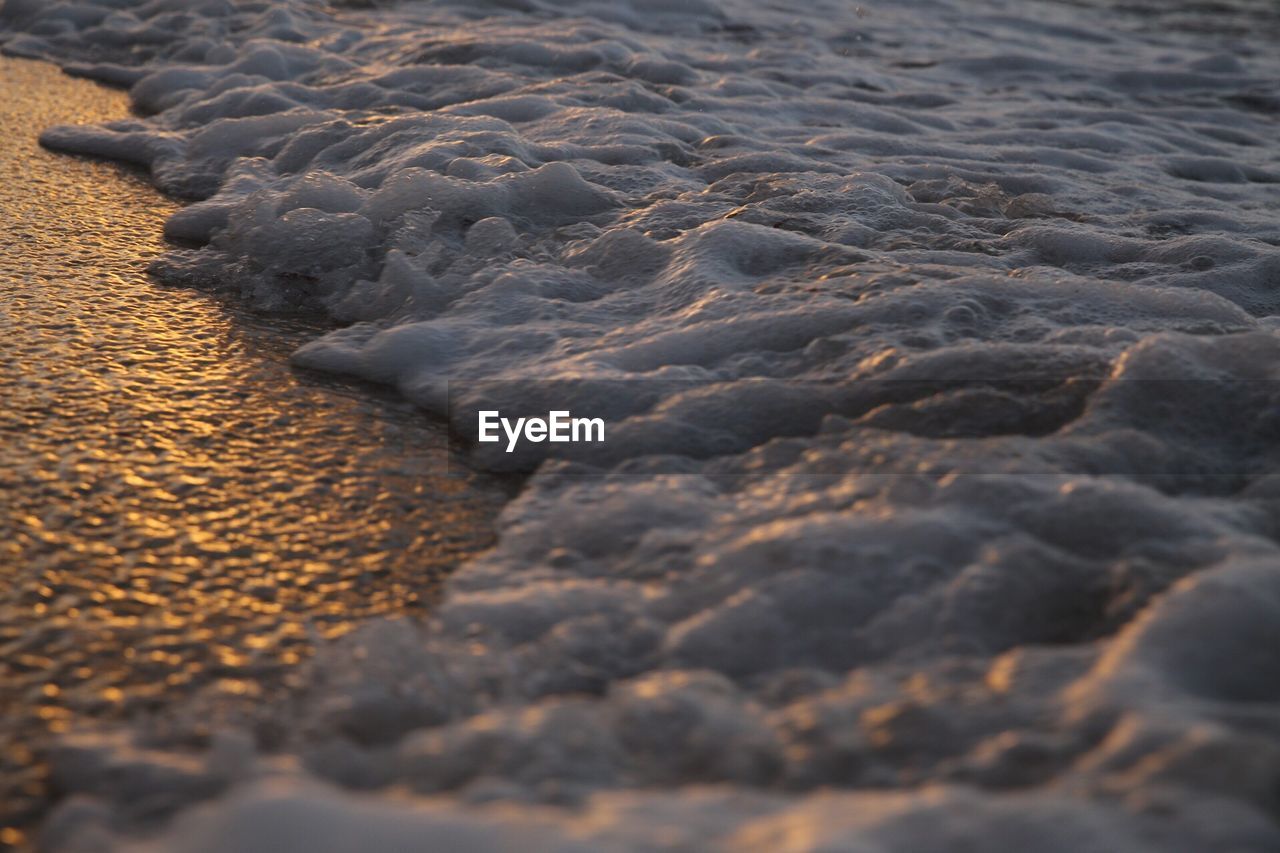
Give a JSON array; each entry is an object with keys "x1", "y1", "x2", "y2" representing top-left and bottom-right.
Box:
[{"x1": 5, "y1": 0, "x2": 1280, "y2": 849}]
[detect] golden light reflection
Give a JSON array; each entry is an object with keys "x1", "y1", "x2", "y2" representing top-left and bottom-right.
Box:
[{"x1": 0, "y1": 56, "x2": 510, "y2": 832}]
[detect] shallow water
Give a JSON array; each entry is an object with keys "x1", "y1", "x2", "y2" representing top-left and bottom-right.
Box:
[
  {"x1": 3, "y1": 0, "x2": 1280, "y2": 849},
  {"x1": 0, "y1": 56, "x2": 507, "y2": 834}
]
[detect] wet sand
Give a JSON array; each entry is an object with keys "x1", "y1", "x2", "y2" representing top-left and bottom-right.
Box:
[{"x1": 0, "y1": 57, "x2": 507, "y2": 836}]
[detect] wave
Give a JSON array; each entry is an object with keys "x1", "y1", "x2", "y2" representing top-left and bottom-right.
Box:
[{"x1": 6, "y1": 0, "x2": 1280, "y2": 849}]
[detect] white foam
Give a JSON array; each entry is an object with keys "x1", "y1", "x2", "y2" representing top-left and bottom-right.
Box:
[{"x1": 8, "y1": 0, "x2": 1280, "y2": 848}]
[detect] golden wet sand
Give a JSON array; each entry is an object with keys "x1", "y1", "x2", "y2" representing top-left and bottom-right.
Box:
[{"x1": 0, "y1": 57, "x2": 508, "y2": 836}]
